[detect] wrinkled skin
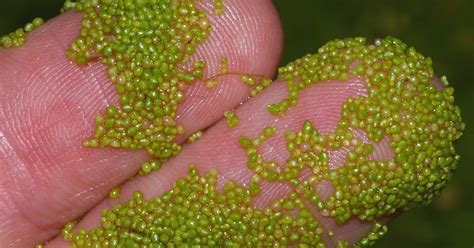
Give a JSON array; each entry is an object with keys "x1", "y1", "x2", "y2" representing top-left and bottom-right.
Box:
[{"x1": 0, "y1": 0, "x2": 429, "y2": 247}]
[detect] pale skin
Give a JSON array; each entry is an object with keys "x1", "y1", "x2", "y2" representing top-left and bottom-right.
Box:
[{"x1": 0, "y1": 0, "x2": 436, "y2": 247}]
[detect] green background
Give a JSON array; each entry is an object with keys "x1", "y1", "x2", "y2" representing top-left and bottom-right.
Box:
[{"x1": 1, "y1": 0, "x2": 472, "y2": 247}]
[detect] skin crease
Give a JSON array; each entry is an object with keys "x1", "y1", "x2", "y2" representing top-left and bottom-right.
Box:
[{"x1": 0, "y1": 0, "x2": 448, "y2": 247}]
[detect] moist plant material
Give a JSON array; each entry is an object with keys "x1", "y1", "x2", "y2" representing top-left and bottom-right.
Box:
[
  {"x1": 6, "y1": 0, "x2": 461, "y2": 246},
  {"x1": 0, "y1": 17, "x2": 44, "y2": 47},
  {"x1": 62, "y1": 33, "x2": 464, "y2": 246}
]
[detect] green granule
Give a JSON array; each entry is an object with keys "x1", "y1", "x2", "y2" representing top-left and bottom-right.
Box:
[
  {"x1": 205, "y1": 73, "x2": 271, "y2": 92},
  {"x1": 188, "y1": 130, "x2": 204, "y2": 143},
  {"x1": 220, "y1": 57, "x2": 228, "y2": 74},
  {"x1": 242, "y1": 37, "x2": 464, "y2": 223},
  {"x1": 241, "y1": 75, "x2": 273, "y2": 96},
  {"x1": 353, "y1": 222, "x2": 388, "y2": 247},
  {"x1": 224, "y1": 110, "x2": 240, "y2": 128},
  {"x1": 61, "y1": 221, "x2": 78, "y2": 240},
  {"x1": 64, "y1": 0, "x2": 212, "y2": 168},
  {"x1": 441, "y1": 75, "x2": 450, "y2": 86},
  {"x1": 0, "y1": 17, "x2": 44, "y2": 48},
  {"x1": 240, "y1": 75, "x2": 255, "y2": 85},
  {"x1": 63, "y1": 165, "x2": 326, "y2": 247},
  {"x1": 206, "y1": 78, "x2": 219, "y2": 88},
  {"x1": 214, "y1": 0, "x2": 225, "y2": 15},
  {"x1": 109, "y1": 187, "x2": 121, "y2": 199},
  {"x1": 138, "y1": 159, "x2": 163, "y2": 176},
  {"x1": 337, "y1": 240, "x2": 350, "y2": 248}
]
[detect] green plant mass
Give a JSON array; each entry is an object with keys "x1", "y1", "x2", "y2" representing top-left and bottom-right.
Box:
[
  {"x1": 52, "y1": 0, "x2": 465, "y2": 246},
  {"x1": 0, "y1": 0, "x2": 466, "y2": 247},
  {"x1": 0, "y1": 17, "x2": 43, "y2": 47}
]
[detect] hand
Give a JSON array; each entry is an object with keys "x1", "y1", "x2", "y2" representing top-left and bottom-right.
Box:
[{"x1": 0, "y1": 0, "x2": 457, "y2": 247}]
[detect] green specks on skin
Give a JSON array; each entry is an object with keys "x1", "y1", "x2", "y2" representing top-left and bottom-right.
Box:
[
  {"x1": 206, "y1": 78, "x2": 219, "y2": 88},
  {"x1": 0, "y1": 17, "x2": 44, "y2": 48},
  {"x1": 138, "y1": 160, "x2": 162, "y2": 176},
  {"x1": 224, "y1": 110, "x2": 240, "y2": 128},
  {"x1": 109, "y1": 187, "x2": 121, "y2": 199},
  {"x1": 220, "y1": 57, "x2": 228, "y2": 74},
  {"x1": 64, "y1": 165, "x2": 326, "y2": 247},
  {"x1": 214, "y1": 0, "x2": 225, "y2": 15},
  {"x1": 241, "y1": 37, "x2": 464, "y2": 224},
  {"x1": 59, "y1": 33, "x2": 464, "y2": 246},
  {"x1": 337, "y1": 240, "x2": 350, "y2": 248},
  {"x1": 66, "y1": 0, "x2": 211, "y2": 164},
  {"x1": 353, "y1": 222, "x2": 388, "y2": 247},
  {"x1": 241, "y1": 75, "x2": 273, "y2": 96},
  {"x1": 188, "y1": 130, "x2": 204, "y2": 143},
  {"x1": 241, "y1": 75, "x2": 256, "y2": 85},
  {"x1": 60, "y1": 221, "x2": 78, "y2": 242}
]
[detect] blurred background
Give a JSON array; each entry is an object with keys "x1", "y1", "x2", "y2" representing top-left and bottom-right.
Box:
[{"x1": 0, "y1": 0, "x2": 472, "y2": 247}]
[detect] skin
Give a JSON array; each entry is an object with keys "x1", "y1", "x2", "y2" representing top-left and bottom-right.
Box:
[{"x1": 0, "y1": 0, "x2": 449, "y2": 247}]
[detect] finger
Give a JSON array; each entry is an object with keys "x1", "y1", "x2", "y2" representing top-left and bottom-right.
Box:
[
  {"x1": 49, "y1": 34, "x2": 462, "y2": 246},
  {"x1": 48, "y1": 75, "x2": 389, "y2": 247},
  {"x1": 0, "y1": 0, "x2": 283, "y2": 246}
]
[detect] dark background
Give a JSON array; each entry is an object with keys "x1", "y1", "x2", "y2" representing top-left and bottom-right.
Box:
[{"x1": 1, "y1": 0, "x2": 472, "y2": 247}]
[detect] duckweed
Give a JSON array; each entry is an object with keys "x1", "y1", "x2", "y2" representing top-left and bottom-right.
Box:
[
  {"x1": 206, "y1": 78, "x2": 220, "y2": 88},
  {"x1": 64, "y1": 0, "x2": 212, "y2": 164},
  {"x1": 214, "y1": 0, "x2": 225, "y2": 15},
  {"x1": 62, "y1": 37, "x2": 463, "y2": 247},
  {"x1": 242, "y1": 37, "x2": 464, "y2": 223},
  {"x1": 188, "y1": 130, "x2": 204, "y2": 143},
  {"x1": 0, "y1": 17, "x2": 44, "y2": 48},
  {"x1": 241, "y1": 75, "x2": 273, "y2": 96},
  {"x1": 61, "y1": 221, "x2": 78, "y2": 241},
  {"x1": 337, "y1": 240, "x2": 350, "y2": 248},
  {"x1": 138, "y1": 159, "x2": 163, "y2": 176},
  {"x1": 353, "y1": 222, "x2": 388, "y2": 247},
  {"x1": 220, "y1": 57, "x2": 228, "y2": 74},
  {"x1": 224, "y1": 110, "x2": 240, "y2": 128},
  {"x1": 109, "y1": 187, "x2": 121, "y2": 199},
  {"x1": 64, "y1": 165, "x2": 327, "y2": 247}
]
